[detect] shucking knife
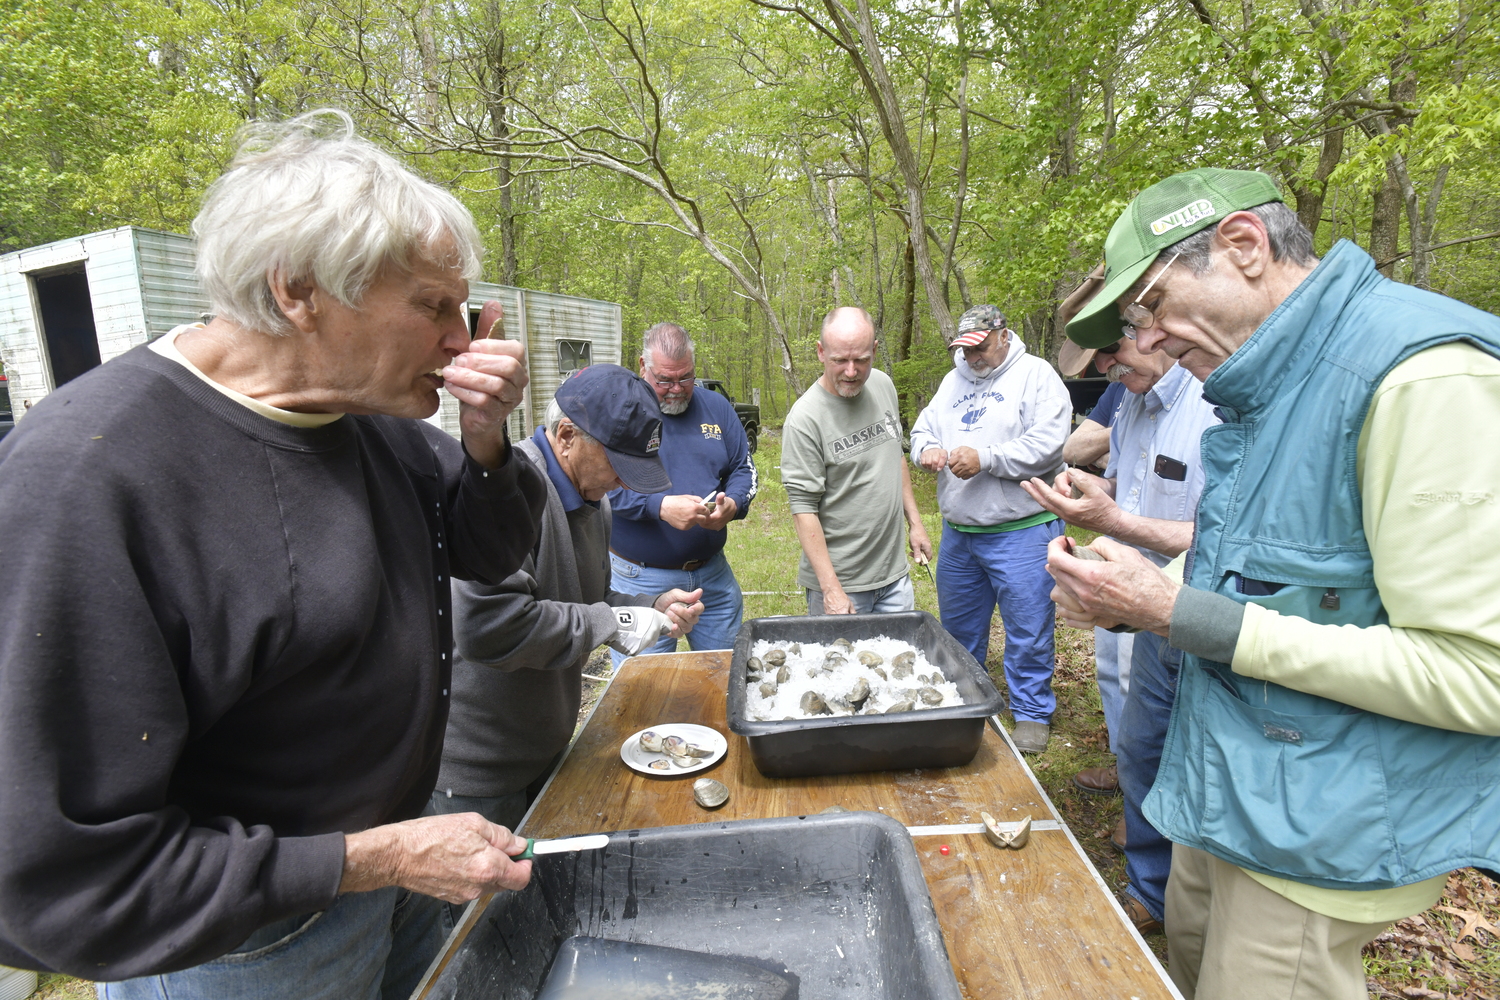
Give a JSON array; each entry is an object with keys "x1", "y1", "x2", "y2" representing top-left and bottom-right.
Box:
[
  {"x1": 914, "y1": 553, "x2": 934, "y2": 586},
  {"x1": 514, "y1": 834, "x2": 610, "y2": 860}
]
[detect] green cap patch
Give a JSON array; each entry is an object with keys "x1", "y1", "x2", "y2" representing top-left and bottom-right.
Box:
[{"x1": 1065, "y1": 168, "x2": 1284, "y2": 349}]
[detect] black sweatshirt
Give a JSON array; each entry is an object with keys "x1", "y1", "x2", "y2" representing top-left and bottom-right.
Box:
[{"x1": 0, "y1": 346, "x2": 545, "y2": 978}]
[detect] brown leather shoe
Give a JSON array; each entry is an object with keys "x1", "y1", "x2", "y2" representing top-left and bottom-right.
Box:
[
  {"x1": 1072, "y1": 764, "x2": 1120, "y2": 796},
  {"x1": 1109, "y1": 816, "x2": 1127, "y2": 853},
  {"x1": 1117, "y1": 891, "x2": 1163, "y2": 935}
]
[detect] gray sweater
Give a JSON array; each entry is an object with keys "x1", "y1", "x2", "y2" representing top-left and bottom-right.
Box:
[{"x1": 438, "y1": 435, "x2": 657, "y2": 797}]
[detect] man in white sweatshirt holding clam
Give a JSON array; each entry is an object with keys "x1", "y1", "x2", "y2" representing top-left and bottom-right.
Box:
[{"x1": 911, "y1": 305, "x2": 1072, "y2": 753}]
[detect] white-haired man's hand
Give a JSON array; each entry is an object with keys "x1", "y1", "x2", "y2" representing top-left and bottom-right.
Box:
[{"x1": 447, "y1": 301, "x2": 528, "y2": 468}]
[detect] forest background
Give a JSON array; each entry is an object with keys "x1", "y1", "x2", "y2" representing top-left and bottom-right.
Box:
[{"x1": 5, "y1": 0, "x2": 1499, "y2": 423}]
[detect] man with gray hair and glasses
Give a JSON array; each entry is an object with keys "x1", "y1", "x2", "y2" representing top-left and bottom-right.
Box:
[
  {"x1": 0, "y1": 111, "x2": 549, "y2": 999},
  {"x1": 1049, "y1": 167, "x2": 1500, "y2": 1000},
  {"x1": 607, "y1": 322, "x2": 757, "y2": 658}
]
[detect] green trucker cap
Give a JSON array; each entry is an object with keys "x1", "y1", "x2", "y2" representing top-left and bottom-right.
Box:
[{"x1": 1065, "y1": 168, "x2": 1284, "y2": 348}]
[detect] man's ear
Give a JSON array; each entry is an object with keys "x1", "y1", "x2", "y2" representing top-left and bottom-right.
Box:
[
  {"x1": 1214, "y1": 212, "x2": 1272, "y2": 279},
  {"x1": 554, "y1": 420, "x2": 576, "y2": 457},
  {"x1": 267, "y1": 267, "x2": 321, "y2": 334}
]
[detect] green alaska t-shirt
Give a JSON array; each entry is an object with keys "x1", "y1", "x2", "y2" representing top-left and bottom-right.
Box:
[{"x1": 780, "y1": 369, "x2": 908, "y2": 593}]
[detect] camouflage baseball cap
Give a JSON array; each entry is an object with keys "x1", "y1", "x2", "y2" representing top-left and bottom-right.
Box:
[
  {"x1": 1065, "y1": 168, "x2": 1284, "y2": 349},
  {"x1": 952, "y1": 304, "x2": 1007, "y2": 348}
]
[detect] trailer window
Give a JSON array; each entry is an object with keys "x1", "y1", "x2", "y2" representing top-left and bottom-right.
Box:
[{"x1": 557, "y1": 340, "x2": 592, "y2": 374}]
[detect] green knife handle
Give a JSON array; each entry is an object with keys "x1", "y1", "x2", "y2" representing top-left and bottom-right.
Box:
[{"x1": 516, "y1": 838, "x2": 536, "y2": 860}]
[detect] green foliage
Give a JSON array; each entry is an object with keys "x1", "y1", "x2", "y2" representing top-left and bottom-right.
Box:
[{"x1": 4, "y1": 0, "x2": 1498, "y2": 404}]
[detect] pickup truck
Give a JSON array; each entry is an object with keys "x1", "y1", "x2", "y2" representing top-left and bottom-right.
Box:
[{"x1": 696, "y1": 378, "x2": 761, "y2": 454}]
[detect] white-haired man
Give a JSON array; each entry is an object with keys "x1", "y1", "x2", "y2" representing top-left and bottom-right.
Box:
[
  {"x1": 1049, "y1": 167, "x2": 1500, "y2": 999},
  {"x1": 0, "y1": 112, "x2": 548, "y2": 1000},
  {"x1": 607, "y1": 322, "x2": 756, "y2": 659},
  {"x1": 782, "y1": 306, "x2": 932, "y2": 615}
]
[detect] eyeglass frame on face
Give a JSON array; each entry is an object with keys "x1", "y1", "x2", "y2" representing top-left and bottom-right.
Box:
[
  {"x1": 1119, "y1": 252, "x2": 1181, "y2": 340},
  {"x1": 645, "y1": 368, "x2": 696, "y2": 389}
]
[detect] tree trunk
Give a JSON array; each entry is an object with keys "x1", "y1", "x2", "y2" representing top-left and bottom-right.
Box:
[
  {"x1": 1290, "y1": 126, "x2": 1345, "y2": 243},
  {"x1": 823, "y1": 0, "x2": 956, "y2": 341},
  {"x1": 1371, "y1": 162, "x2": 1403, "y2": 278}
]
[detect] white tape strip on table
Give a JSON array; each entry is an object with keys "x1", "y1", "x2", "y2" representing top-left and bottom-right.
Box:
[{"x1": 906, "y1": 821, "x2": 1062, "y2": 837}]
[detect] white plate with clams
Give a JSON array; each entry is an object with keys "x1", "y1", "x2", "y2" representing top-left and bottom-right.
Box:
[{"x1": 621, "y1": 724, "x2": 728, "y2": 777}]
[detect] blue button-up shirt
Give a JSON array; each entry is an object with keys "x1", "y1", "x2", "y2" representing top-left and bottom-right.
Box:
[{"x1": 1104, "y1": 364, "x2": 1220, "y2": 567}]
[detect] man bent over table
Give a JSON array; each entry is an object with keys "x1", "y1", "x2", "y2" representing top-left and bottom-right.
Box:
[{"x1": 1050, "y1": 166, "x2": 1500, "y2": 1000}]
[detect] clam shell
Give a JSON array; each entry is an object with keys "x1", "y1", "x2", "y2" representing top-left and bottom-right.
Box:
[
  {"x1": 647, "y1": 758, "x2": 672, "y2": 771},
  {"x1": 857, "y1": 650, "x2": 884, "y2": 666},
  {"x1": 670, "y1": 752, "x2": 699, "y2": 768},
  {"x1": 885, "y1": 699, "x2": 915, "y2": 714},
  {"x1": 847, "y1": 677, "x2": 871, "y2": 707},
  {"x1": 693, "y1": 778, "x2": 730, "y2": 809},
  {"x1": 981, "y1": 811, "x2": 1032, "y2": 850},
  {"x1": 758, "y1": 681, "x2": 778, "y2": 698},
  {"x1": 765, "y1": 649, "x2": 786, "y2": 666},
  {"x1": 871, "y1": 666, "x2": 888, "y2": 680},
  {"x1": 919, "y1": 686, "x2": 944, "y2": 706},
  {"x1": 662, "y1": 735, "x2": 686, "y2": 754},
  {"x1": 832, "y1": 637, "x2": 853, "y2": 652},
  {"x1": 800, "y1": 690, "x2": 831, "y2": 716},
  {"x1": 788, "y1": 643, "x2": 801, "y2": 655},
  {"x1": 639, "y1": 730, "x2": 665, "y2": 753},
  {"x1": 776, "y1": 665, "x2": 791, "y2": 684},
  {"x1": 684, "y1": 742, "x2": 713, "y2": 758},
  {"x1": 745, "y1": 656, "x2": 764, "y2": 676}
]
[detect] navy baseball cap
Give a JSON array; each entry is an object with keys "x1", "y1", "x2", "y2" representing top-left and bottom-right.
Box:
[{"x1": 553, "y1": 365, "x2": 672, "y2": 493}]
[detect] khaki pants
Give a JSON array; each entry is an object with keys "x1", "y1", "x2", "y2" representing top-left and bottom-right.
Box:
[{"x1": 1165, "y1": 844, "x2": 1390, "y2": 1000}]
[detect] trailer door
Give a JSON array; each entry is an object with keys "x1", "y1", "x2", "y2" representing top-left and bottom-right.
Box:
[{"x1": 31, "y1": 264, "x2": 102, "y2": 388}]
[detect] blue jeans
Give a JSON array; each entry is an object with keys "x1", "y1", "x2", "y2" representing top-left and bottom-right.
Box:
[
  {"x1": 98, "y1": 884, "x2": 447, "y2": 1000},
  {"x1": 1117, "y1": 629, "x2": 1182, "y2": 923},
  {"x1": 1095, "y1": 629, "x2": 1135, "y2": 755},
  {"x1": 610, "y1": 550, "x2": 744, "y2": 668},
  {"x1": 805, "y1": 573, "x2": 914, "y2": 615},
  {"x1": 935, "y1": 519, "x2": 1061, "y2": 724}
]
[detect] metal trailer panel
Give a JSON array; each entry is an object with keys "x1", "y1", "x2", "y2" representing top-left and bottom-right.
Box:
[
  {"x1": 134, "y1": 229, "x2": 209, "y2": 340},
  {"x1": 432, "y1": 284, "x2": 622, "y2": 444},
  {"x1": 519, "y1": 287, "x2": 623, "y2": 427},
  {"x1": 0, "y1": 227, "x2": 143, "y2": 418}
]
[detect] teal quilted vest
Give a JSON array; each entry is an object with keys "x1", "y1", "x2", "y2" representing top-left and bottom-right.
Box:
[{"x1": 1143, "y1": 241, "x2": 1500, "y2": 890}]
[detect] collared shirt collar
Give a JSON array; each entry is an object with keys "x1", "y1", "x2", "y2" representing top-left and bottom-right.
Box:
[
  {"x1": 1143, "y1": 362, "x2": 1195, "y2": 417},
  {"x1": 531, "y1": 425, "x2": 594, "y2": 511}
]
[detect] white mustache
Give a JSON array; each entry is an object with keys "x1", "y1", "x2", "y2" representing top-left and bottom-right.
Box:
[{"x1": 1105, "y1": 363, "x2": 1135, "y2": 382}]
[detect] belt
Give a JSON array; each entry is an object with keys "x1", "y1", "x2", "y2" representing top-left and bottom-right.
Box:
[{"x1": 611, "y1": 549, "x2": 705, "y2": 572}]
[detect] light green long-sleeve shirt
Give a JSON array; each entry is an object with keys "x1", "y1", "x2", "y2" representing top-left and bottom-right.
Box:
[{"x1": 1223, "y1": 342, "x2": 1500, "y2": 922}]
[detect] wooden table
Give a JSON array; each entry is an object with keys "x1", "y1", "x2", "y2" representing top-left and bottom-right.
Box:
[{"x1": 425, "y1": 651, "x2": 1181, "y2": 1000}]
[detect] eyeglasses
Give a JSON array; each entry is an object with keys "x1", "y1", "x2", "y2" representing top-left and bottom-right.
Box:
[
  {"x1": 1120, "y1": 252, "x2": 1180, "y2": 340},
  {"x1": 647, "y1": 370, "x2": 696, "y2": 389}
]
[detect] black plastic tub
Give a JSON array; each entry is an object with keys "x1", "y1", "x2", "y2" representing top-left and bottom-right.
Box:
[
  {"x1": 424, "y1": 812, "x2": 961, "y2": 1000},
  {"x1": 726, "y1": 611, "x2": 1004, "y2": 778}
]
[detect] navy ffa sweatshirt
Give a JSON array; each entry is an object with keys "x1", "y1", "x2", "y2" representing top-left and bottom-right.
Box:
[
  {"x1": 0, "y1": 345, "x2": 544, "y2": 978},
  {"x1": 607, "y1": 386, "x2": 757, "y2": 567}
]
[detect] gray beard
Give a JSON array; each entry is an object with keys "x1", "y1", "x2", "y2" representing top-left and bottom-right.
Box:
[
  {"x1": 1105, "y1": 363, "x2": 1135, "y2": 383},
  {"x1": 659, "y1": 396, "x2": 691, "y2": 415}
]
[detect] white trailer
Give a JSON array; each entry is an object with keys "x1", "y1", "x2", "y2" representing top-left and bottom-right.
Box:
[{"x1": 0, "y1": 227, "x2": 623, "y2": 440}]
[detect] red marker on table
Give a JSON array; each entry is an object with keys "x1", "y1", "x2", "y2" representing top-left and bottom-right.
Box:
[{"x1": 939, "y1": 844, "x2": 950, "y2": 856}]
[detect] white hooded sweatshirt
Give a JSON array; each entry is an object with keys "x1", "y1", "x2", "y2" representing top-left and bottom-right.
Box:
[{"x1": 909, "y1": 335, "x2": 1071, "y2": 527}]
